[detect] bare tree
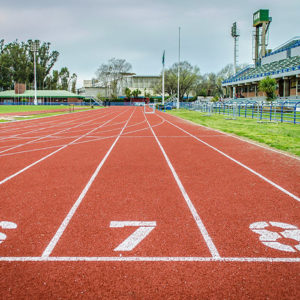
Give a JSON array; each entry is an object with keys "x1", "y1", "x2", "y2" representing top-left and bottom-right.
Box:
[
  {"x1": 96, "y1": 58, "x2": 132, "y2": 98},
  {"x1": 154, "y1": 61, "x2": 200, "y2": 100}
]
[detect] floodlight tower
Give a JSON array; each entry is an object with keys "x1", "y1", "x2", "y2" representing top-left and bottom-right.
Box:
[
  {"x1": 30, "y1": 41, "x2": 39, "y2": 105},
  {"x1": 231, "y1": 22, "x2": 239, "y2": 98},
  {"x1": 253, "y1": 9, "x2": 272, "y2": 65}
]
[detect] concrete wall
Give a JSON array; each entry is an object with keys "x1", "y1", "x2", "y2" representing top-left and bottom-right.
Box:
[{"x1": 291, "y1": 46, "x2": 300, "y2": 57}]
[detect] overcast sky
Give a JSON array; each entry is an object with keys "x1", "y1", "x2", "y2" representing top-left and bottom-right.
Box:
[{"x1": 1, "y1": 0, "x2": 299, "y2": 87}]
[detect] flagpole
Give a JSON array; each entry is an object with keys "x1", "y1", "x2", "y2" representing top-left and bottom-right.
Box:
[
  {"x1": 177, "y1": 27, "x2": 181, "y2": 109},
  {"x1": 162, "y1": 50, "x2": 165, "y2": 105}
]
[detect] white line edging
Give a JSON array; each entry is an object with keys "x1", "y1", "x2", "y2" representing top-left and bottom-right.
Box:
[
  {"x1": 167, "y1": 113, "x2": 300, "y2": 161},
  {"x1": 162, "y1": 116, "x2": 300, "y2": 203},
  {"x1": 0, "y1": 110, "x2": 116, "y2": 155},
  {"x1": 144, "y1": 113, "x2": 220, "y2": 258},
  {"x1": 42, "y1": 109, "x2": 136, "y2": 257},
  {"x1": 0, "y1": 109, "x2": 128, "y2": 186},
  {"x1": 0, "y1": 256, "x2": 299, "y2": 262}
]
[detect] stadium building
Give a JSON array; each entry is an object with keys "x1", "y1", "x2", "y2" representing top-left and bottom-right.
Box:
[
  {"x1": 222, "y1": 10, "x2": 300, "y2": 100},
  {"x1": 0, "y1": 83, "x2": 85, "y2": 104}
]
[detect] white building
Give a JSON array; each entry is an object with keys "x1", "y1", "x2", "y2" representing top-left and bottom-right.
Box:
[{"x1": 78, "y1": 74, "x2": 160, "y2": 99}]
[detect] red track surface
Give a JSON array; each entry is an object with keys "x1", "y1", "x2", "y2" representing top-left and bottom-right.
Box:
[{"x1": 0, "y1": 107, "x2": 299, "y2": 299}]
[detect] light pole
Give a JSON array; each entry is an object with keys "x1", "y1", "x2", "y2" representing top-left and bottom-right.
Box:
[
  {"x1": 30, "y1": 41, "x2": 39, "y2": 105},
  {"x1": 162, "y1": 50, "x2": 165, "y2": 105},
  {"x1": 177, "y1": 27, "x2": 181, "y2": 109}
]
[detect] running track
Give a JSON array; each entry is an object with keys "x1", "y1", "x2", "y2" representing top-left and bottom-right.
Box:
[{"x1": 0, "y1": 107, "x2": 299, "y2": 298}]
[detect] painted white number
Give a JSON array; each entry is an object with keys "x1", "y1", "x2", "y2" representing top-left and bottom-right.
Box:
[
  {"x1": 110, "y1": 221, "x2": 156, "y2": 251},
  {"x1": 0, "y1": 221, "x2": 17, "y2": 244},
  {"x1": 250, "y1": 221, "x2": 300, "y2": 252}
]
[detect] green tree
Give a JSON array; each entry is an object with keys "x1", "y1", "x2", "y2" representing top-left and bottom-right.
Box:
[
  {"x1": 131, "y1": 89, "x2": 141, "y2": 98},
  {"x1": 258, "y1": 76, "x2": 277, "y2": 101},
  {"x1": 27, "y1": 40, "x2": 59, "y2": 89},
  {"x1": 0, "y1": 39, "x2": 60, "y2": 90},
  {"x1": 71, "y1": 74, "x2": 77, "y2": 93},
  {"x1": 59, "y1": 67, "x2": 70, "y2": 90},
  {"x1": 125, "y1": 87, "x2": 131, "y2": 99}
]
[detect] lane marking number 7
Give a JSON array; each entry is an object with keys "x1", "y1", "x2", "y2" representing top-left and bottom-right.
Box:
[{"x1": 110, "y1": 221, "x2": 156, "y2": 251}]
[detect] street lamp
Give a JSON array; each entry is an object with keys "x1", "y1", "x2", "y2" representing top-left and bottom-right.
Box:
[{"x1": 30, "y1": 41, "x2": 39, "y2": 105}]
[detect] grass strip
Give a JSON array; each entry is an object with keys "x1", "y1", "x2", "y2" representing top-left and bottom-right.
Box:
[
  {"x1": 0, "y1": 107, "x2": 102, "y2": 122},
  {"x1": 167, "y1": 109, "x2": 300, "y2": 157},
  {"x1": 0, "y1": 105, "x2": 71, "y2": 114}
]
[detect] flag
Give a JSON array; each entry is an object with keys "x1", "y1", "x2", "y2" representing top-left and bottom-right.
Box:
[{"x1": 162, "y1": 50, "x2": 165, "y2": 66}]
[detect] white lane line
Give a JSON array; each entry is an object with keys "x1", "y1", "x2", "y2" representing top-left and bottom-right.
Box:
[
  {"x1": 144, "y1": 113, "x2": 220, "y2": 258},
  {"x1": 0, "y1": 256, "x2": 299, "y2": 262},
  {"x1": 0, "y1": 110, "x2": 116, "y2": 154},
  {"x1": 0, "y1": 109, "x2": 95, "y2": 140},
  {"x1": 169, "y1": 113, "x2": 300, "y2": 161},
  {"x1": 42, "y1": 108, "x2": 136, "y2": 257},
  {"x1": 0, "y1": 109, "x2": 128, "y2": 186},
  {"x1": 0, "y1": 110, "x2": 102, "y2": 143},
  {"x1": 0, "y1": 118, "x2": 165, "y2": 158},
  {"x1": 0, "y1": 107, "x2": 100, "y2": 128},
  {"x1": 161, "y1": 115, "x2": 300, "y2": 203}
]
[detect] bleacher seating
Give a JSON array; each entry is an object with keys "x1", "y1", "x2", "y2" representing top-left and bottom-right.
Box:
[{"x1": 223, "y1": 56, "x2": 300, "y2": 84}]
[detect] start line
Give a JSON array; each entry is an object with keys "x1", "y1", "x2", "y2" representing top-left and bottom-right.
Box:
[{"x1": 0, "y1": 256, "x2": 299, "y2": 262}]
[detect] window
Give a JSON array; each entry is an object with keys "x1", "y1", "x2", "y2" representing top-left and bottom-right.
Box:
[{"x1": 291, "y1": 79, "x2": 296, "y2": 89}]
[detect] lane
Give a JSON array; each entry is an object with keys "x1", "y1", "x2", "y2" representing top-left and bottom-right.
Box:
[
  {"x1": 161, "y1": 112, "x2": 300, "y2": 196},
  {"x1": 0, "y1": 108, "x2": 107, "y2": 146},
  {"x1": 0, "y1": 109, "x2": 112, "y2": 154},
  {"x1": 48, "y1": 107, "x2": 213, "y2": 257},
  {"x1": 149, "y1": 111, "x2": 300, "y2": 258},
  {"x1": 0, "y1": 109, "x2": 121, "y2": 184},
  {"x1": 0, "y1": 107, "x2": 132, "y2": 256},
  {"x1": 0, "y1": 108, "x2": 98, "y2": 139}
]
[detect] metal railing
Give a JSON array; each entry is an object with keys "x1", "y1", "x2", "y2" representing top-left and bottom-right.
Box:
[{"x1": 180, "y1": 101, "x2": 300, "y2": 124}]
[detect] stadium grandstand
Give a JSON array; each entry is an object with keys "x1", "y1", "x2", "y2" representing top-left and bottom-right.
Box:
[{"x1": 222, "y1": 10, "x2": 300, "y2": 100}]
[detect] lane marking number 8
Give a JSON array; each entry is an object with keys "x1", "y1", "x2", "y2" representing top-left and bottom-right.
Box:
[
  {"x1": 110, "y1": 221, "x2": 156, "y2": 251},
  {"x1": 250, "y1": 221, "x2": 300, "y2": 252},
  {"x1": 0, "y1": 221, "x2": 17, "y2": 244}
]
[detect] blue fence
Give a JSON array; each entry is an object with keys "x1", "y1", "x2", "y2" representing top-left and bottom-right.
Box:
[{"x1": 181, "y1": 101, "x2": 300, "y2": 124}]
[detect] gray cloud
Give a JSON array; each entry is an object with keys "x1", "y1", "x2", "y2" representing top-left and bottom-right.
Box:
[{"x1": 1, "y1": 0, "x2": 299, "y2": 87}]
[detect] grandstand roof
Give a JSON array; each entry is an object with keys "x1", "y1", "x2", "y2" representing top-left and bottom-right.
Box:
[
  {"x1": 271, "y1": 36, "x2": 300, "y2": 53},
  {"x1": 222, "y1": 56, "x2": 300, "y2": 86},
  {"x1": 0, "y1": 90, "x2": 85, "y2": 98}
]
